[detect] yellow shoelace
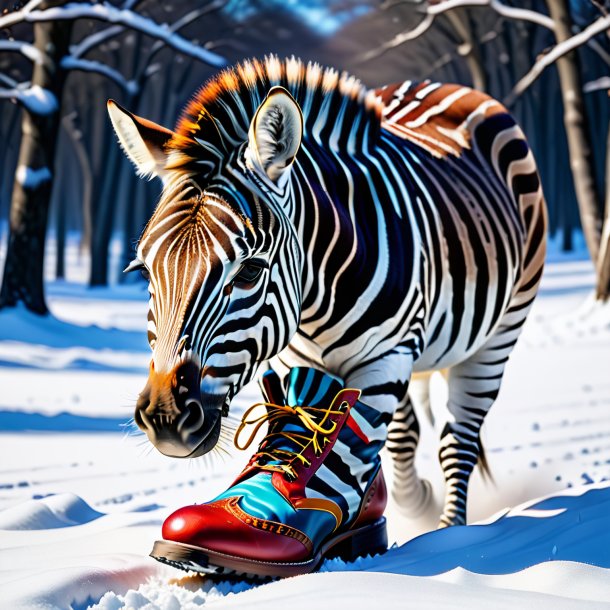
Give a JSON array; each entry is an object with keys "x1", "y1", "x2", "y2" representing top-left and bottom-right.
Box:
[{"x1": 234, "y1": 401, "x2": 346, "y2": 479}]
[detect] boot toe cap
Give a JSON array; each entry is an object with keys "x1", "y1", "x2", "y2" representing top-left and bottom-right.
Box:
[{"x1": 162, "y1": 500, "x2": 313, "y2": 563}]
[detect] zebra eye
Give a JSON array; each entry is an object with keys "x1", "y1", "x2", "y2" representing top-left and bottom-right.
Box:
[{"x1": 234, "y1": 260, "x2": 267, "y2": 286}]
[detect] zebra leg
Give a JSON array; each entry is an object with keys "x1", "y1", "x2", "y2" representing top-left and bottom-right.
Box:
[
  {"x1": 346, "y1": 347, "x2": 432, "y2": 517},
  {"x1": 386, "y1": 392, "x2": 433, "y2": 517},
  {"x1": 438, "y1": 349, "x2": 510, "y2": 528},
  {"x1": 409, "y1": 370, "x2": 441, "y2": 428},
  {"x1": 438, "y1": 189, "x2": 545, "y2": 528},
  {"x1": 438, "y1": 298, "x2": 539, "y2": 527}
]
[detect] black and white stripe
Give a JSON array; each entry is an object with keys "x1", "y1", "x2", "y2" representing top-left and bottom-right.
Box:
[{"x1": 112, "y1": 56, "x2": 546, "y2": 526}]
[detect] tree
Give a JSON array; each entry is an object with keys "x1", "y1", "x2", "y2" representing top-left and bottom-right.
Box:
[
  {"x1": 0, "y1": 0, "x2": 226, "y2": 313},
  {"x1": 497, "y1": 2, "x2": 610, "y2": 299},
  {"x1": 543, "y1": 0, "x2": 603, "y2": 293},
  {"x1": 0, "y1": 1, "x2": 72, "y2": 313},
  {"x1": 361, "y1": 0, "x2": 610, "y2": 300}
]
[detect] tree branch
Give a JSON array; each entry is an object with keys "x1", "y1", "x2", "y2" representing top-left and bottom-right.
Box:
[
  {"x1": 0, "y1": 73, "x2": 24, "y2": 89},
  {"x1": 0, "y1": 40, "x2": 45, "y2": 64},
  {"x1": 146, "y1": 4, "x2": 226, "y2": 68},
  {"x1": 583, "y1": 75, "x2": 610, "y2": 93},
  {"x1": 358, "y1": 0, "x2": 555, "y2": 63},
  {"x1": 358, "y1": 12, "x2": 434, "y2": 63},
  {"x1": 0, "y1": 2, "x2": 227, "y2": 67},
  {"x1": 586, "y1": 37, "x2": 610, "y2": 67},
  {"x1": 0, "y1": 84, "x2": 57, "y2": 114},
  {"x1": 69, "y1": 0, "x2": 224, "y2": 59},
  {"x1": 70, "y1": 24, "x2": 124, "y2": 58},
  {"x1": 505, "y1": 14, "x2": 610, "y2": 106},
  {"x1": 0, "y1": 89, "x2": 21, "y2": 104},
  {"x1": 61, "y1": 56, "x2": 136, "y2": 94},
  {"x1": 487, "y1": 0, "x2": 554, "y2": 30}
]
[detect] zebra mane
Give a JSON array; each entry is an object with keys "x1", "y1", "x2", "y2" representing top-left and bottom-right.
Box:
[{"x1": 166, "y1": 56, "x2": 383, "y2": 164}]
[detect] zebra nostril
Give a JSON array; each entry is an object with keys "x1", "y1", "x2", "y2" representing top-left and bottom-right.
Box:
[
  {"x1": 135, "y1": 393, "x2": 151, "y2": 431},
  {"x1": 134, "y1": 407, "x2": 153, "y2": 432},
  {"x1": 179, "y1": 400, "x2": 204, "y2": 435},
  {"x1": 134, "y1": 408, "x2": 144, "y2": 430}
]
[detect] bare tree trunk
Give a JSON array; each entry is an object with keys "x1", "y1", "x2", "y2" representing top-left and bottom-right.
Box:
[
  {"x1": 63, "y1": 111, "x2": 93, "y2": 258},
  {"x1": 89, "y1": 135, "x2": 121, "y2": 287},
  {"x1": 54, "y1": 158, "x2": 66, "y2": 280},
  {"x1": 445, "y1": 8, "x2": 487, "y2": 91},
  {"x1": 546, "y1": 0, "x2": 602, "y2": 264},
  {"x1": 0, "y1": 103, "x2": 20, "y2": 212},
  {"x1": 0, "y1": 2, "x2": 72, "y2": 313},
  {"x1": 596, "y1": 125, "x2": 610, "y2": 301}
]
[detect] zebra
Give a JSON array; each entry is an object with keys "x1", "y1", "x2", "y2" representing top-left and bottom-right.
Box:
[{"x1": 108, "y1": 56, "x2": 546, "y2": 527}]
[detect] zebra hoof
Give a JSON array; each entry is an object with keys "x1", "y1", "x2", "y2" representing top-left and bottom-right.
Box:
[
  {"x1": 391, "y1": 478, "x2": 433, "y2": 518},
  {"x1": 437, "y1": 512, "x2": 466, "y2": 528}
]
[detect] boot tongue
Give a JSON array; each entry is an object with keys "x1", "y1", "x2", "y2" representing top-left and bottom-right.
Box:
[
  {"x1": 255, "y1": 368, "x2": 344, "y2": 472},
  {"x1": 285, "y1": 367, "x2": 344, "y2": 409}
]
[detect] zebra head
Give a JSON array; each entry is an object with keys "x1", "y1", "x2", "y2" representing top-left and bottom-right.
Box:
[{"x1": 108, "y1": 86, "x2": 304, "y2": 458}]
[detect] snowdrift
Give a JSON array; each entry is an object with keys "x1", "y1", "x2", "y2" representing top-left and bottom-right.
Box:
[
  {"x1": 97, "y1": 483, "x2": 610, "y2": 608},
  {"x1": 0, "y1": 493, "x2": 104, "y2": 530},
  {"x1": 2, "y1": 482, "x2": 610, "y2": 609},
  {"x1": 2, "y1": 254, "x2": 610, "y2": 609}
]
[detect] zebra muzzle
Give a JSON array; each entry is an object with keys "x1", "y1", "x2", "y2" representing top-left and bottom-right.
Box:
[
  {"x1": 135, "y1": 360, "x2": 223, "y2": 458},
  {"x1": 177, "y1": 399, "x2": 205, "y2": 435}
]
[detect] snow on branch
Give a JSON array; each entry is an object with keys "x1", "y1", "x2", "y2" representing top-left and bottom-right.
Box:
[
  {"x1": 16, "y1": 164, "x2": 52, "y2": 188},
  {"x1": 359, "y1": 0, "x2": 555, "y2": 63},
  {"x1": 0, "y1": 2, "x2": 227, "y2": 68},
  {"x1": 70, "y1": 24, "x2": 124, "y2": 59},
  {"x1": 0, "y1": 84, "x2": 58, "y2": 115},
  {"x1": 485, "y1": 0, "x2": 554, "y2": 30},
  {"x1": 0, "y1": 73, "x2": 22, "y2": 88},
  {"x1": 70, "y1": 0, "x2": 227, "y2": 61},
  {"x1": 584, "y1": 76, "x2": 610, "y2": 93},
  {"x1": 68, "y1": 0, "x2": 149, "y2": 56},
  {"x1": 0, "y1": 40, "x2": 46, "y2": 64},
  {"x1": 61, "y1": 57, "x2": 136, "y2": 95},
  {"x1": 18, "y1": 0, "x2": 46, "y2": 12},
  {"x1": 147, "y1": 6, "x2": 221, "y2": 60},
  {"x1": 506, "y1": 14, "x2": 610, "y2": 106}
]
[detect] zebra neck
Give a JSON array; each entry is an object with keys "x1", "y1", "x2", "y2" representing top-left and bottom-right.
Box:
[{"x1": 288, "y1": 143, "x2": 384, "y2": 330}]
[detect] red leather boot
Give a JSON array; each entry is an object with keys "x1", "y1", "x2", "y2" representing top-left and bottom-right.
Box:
[{"x1": 151, "y1": 367, "x2": 388, "y2": 578}]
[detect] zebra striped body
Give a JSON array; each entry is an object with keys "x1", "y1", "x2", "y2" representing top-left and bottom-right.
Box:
[
  {"x1": 275, "y1": 79, "x2": 543, "y2": 377},
  {"x1": 109, "y1": 57, "x2": 546, "y2": 527}
]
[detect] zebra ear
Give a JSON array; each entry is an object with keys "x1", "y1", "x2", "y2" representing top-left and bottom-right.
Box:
[
  {"x1": 246, "y1": 86, "x2": 303, "y2": 183},
  {"x1": 107, "y1": 99, "x2": 176, "y2": 181}
]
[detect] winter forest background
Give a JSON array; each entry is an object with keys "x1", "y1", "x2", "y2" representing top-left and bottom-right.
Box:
[
  {"x1": 2, "y1": 2, "x2": 610, "y2": 609},
  {"x1": 0, "y1": 0, "x2": 609, "y2": 307}
]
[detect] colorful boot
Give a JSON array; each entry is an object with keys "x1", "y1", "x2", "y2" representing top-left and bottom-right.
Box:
[{"x1": 150, "y1": 367, "x2": 389, "y2": 578}]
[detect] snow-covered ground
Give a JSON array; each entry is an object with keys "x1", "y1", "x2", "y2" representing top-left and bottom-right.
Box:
[{"x1": 1, "y1": 237, "x2": 610, "y2": 609}]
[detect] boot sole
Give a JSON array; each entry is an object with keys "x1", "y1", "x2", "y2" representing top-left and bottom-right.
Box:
[{"x1": 150, "y1": 516, "x2": 387, "y2": 579}]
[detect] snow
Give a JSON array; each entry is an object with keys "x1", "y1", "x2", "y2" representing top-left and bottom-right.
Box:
[
  {"x1": 0, "y1": 3, "x2": 227, "y2": 68},
  {"x1": 0, "y1": 493, "x2": 103, "y2": 530},
  {"x1": 0, "y1": 40, "x2": 44, "y2": 64},
  {"x1": 15, "y1": 165, "x2": 53, "y2": 188},
  {"x1": 61, "y1": 57, "x2": 137, "y2": 97},
  {"x1": 0, "y1": 304, "x2": 148, "y2": 371},
  {"x1": 1, "y1": 239, "x2": 610, "y2": 609},
  {"x1": 0, "y1": 85, "x2": 58, "y2": 116},
  {"x1": 18, "y1": 85, "x2": 58, "y2": 116}
]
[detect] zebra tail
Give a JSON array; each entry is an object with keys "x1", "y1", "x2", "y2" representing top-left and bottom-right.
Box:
[{"x1": 478, "y1": 437, "x2": 494, "y2": 484}]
